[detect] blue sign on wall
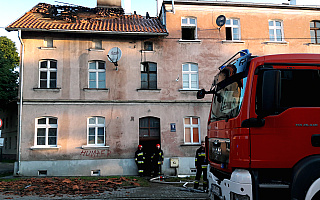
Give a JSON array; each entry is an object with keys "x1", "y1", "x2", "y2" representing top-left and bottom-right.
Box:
[{"x1": 170, "y1": 123, "x2": 176, "y2": 132}]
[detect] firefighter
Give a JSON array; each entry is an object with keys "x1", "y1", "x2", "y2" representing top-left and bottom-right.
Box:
[
  {"x1": 135, "y1": 145, "x2": 145, "y2": 177},
  {"x1": 194, "y1": 141, "x2": 208, "y2": 191},
  {"x1": 151, "y1": 144, "x2": 164, "y2": 177}
]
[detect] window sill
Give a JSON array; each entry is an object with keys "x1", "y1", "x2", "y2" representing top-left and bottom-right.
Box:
[
  {"x1": 263, "y1": 41, "x2": 288, "y2": 45},
  {"x1": 30, "y1": 145, "x2": 61, "y2": 150},
  {"x1": 180, "y1": 144, "x2": 201, "y2": 146},
  {"x1": 39, "y1": 47, "x2": 56, "y2": 50},
  {"x1": 178, "y1": 89, "x2": 199, "y2": 92},
  {"x1": 305, "y1": 43, "x2": 320, "y2": 46},
  {"x1": 178, "y1": 39, "x2": 201, "y2": 43},
  {"x1": 222, "y1": 40, "x2": 245, "y2": 44},
  {"x1": 81, "y1": 145, "x2": 110, "y2": 149},
  {"x1": 89, "y1": 48, "x2": 105, "y2": 52},
  {"x1": 137, "y1": 89, "x2": 161, "y2": 92},
  {"x1": 33, "y1": 88, "x2": 61, "y2": 92},
  {"x1": 83, "y1": 88, "x2": 109, "y2": 91},
  {"x1": 141, "y1": 50, "x2": 154, "y2": 53}
]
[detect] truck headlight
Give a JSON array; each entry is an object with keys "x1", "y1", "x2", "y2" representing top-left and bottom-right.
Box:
[{"x1": 231, "y1": 192, "x2": 250, "y2": 200}]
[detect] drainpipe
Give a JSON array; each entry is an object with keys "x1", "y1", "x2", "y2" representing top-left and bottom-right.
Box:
[{"x1": 17, "y1": 29, "x2": 24, "y2": 175}]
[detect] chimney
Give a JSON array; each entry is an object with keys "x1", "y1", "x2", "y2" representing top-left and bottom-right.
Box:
[{"x1": 97, "y1": 0, "x2": 121, "y2": 8}]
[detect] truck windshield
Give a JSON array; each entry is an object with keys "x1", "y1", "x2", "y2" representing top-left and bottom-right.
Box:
[{"x1": 210, "y1": 72, "x2": 247, "y2": 122}]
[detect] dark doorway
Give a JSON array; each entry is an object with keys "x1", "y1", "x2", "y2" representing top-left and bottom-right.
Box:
[{"x1": 139, "y1": 117, "x2": 160, "y2": 176}]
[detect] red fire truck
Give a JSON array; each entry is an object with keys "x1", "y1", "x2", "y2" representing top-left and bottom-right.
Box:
[{"x1": 197, "y1": 50, "x2": 320, "y2": 200}]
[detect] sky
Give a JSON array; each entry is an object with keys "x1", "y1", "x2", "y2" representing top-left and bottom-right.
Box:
[{"x1": 1, "y1": 0, "x2": 318, "y2": 52}]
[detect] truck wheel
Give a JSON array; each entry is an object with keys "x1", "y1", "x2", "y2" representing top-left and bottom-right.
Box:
[{"x1": 291, "y1": 156, "x2": 320, "y2": 200}]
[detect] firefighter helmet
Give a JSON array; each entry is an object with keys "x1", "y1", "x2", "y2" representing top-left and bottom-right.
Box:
[
  {"x1": 138, "y1": 145, "x2": 142, "y2": 148},
  {"x1": 156, "y1": 144, "x2": 160, "y2": 148}
]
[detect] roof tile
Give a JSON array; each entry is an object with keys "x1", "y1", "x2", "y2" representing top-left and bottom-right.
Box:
[{"x1": 6, "y1": 3, "x2": 167, "y2": 35}]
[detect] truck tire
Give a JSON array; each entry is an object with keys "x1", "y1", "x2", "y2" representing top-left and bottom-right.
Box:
[{"x1": 291, "y1": 155, "x2": 320, "y2": 200}]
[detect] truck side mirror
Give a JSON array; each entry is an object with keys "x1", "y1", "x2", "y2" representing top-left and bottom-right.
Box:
[
  {"x1": 197, "y1": 89, "x2": 206, "y2": 99},
  {"x1": 257, "y1": 70, "x2": 281, "y2": 118}
]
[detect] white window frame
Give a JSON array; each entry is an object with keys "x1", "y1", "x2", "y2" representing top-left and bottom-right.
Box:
[
  {"x1": 182, "y1": 63, "x2": 199, "y2": 90},
  {"x1": 87, "y1": 117, "x2": 106, "y2": 146},
  {"x1": 269, "y1": 20, "x2": 284, "y2": 42},
  {"x1": 225, "y1": 18, "x2": 241, "y2": 41},
  {"x1": 184, "y1": 117, "x2": 200, "y2": 144},
  {"x1": 34, "y1": 117, "x2": 58, "y2": 147},
  {"x1": 181, "y1": 17, "x2": 197, "y2": 40},
  {"x1": 39, "y1": 60, "x2": 57, "y2": 88},
  {"x1": 310, "y1": 21, "x2": 320, "y2": 44},
  {"x1": 88, "y1": 61, "x2": 106, "y2": 89}
]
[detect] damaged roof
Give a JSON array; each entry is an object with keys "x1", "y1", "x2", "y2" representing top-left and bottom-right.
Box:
[{"x1": 6, "y1": 3, "x2": 168, "y2": 36}]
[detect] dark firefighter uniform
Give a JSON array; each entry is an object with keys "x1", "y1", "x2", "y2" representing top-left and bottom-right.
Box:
[
  {"x1": 152, "y1": 144, "x2": 164, "y2": 177},
  {"x1": 194, "y1": 144, "x2": 208, "y2": 190},
  {"x1": 135, "y1": 145, "x2": 145, "y2": 177}
]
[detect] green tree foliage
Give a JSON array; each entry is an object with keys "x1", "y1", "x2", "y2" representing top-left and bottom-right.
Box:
[{"x1": 0, "y1": 36, "x2": 19, "y2": 109}]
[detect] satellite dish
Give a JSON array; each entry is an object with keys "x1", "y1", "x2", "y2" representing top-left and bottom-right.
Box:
[
  {"x1": 216, "y1": 15, "x2": 226, "y2": 27},
  {"x1": 107, "y1": 47, "x2": 122, "y2": 69}
]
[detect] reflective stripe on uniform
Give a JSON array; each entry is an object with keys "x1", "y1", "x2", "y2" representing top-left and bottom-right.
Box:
[
  {"x1": 138, "y1": 161, "x2": 144, "y2": 164},
  {"x1": 201, "y1": 165, "x2": 207, "y2": 169},
  {"x1": 158, "y1": 161, "x2": 162, "y2": 165}
]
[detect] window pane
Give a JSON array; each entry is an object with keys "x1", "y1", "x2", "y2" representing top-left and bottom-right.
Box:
[
  {"x1": 269, "y1": 30, "x2": 275, "y2": 41},
  {"x1": 50, "y1": 71, "x2": 56, "y2": 79},
  {"x1": 89, "y1": 72, "x2": 96, "y2": 80},
  {"x1": 226, "y1": 19, "x2": 230, "y2": 25},
  {"x1": 98, "y1": 62, "x2": 105, "y2": 69},
  {"x1": 139, "y1": 129, "x2": 149, "y2": 137},
  {"x1": 191, "y1": 64, "x2": 198, "y2": 71},
  {"x1": 50, "y1": 61, "x2": 57, "y2": 69},
  {"x1": 233, "y1": 28, "x2": 239, "y2": 35},
  {"x1": 310, "y1": 22, "x2": 315, "y2": 28},
  {"x1": 316, "y1": 22, "x2": 320, "y2": 28},
  {"x1": 37, "y1": 128, "x2": 46, "y2": 136},
  {"x1": 141, "y1": 82, "x2": 148, "y2": 89},
  {"x1": 50, "y1": 80, "x2": 56, "y2": 88},
  {"x1": 40, "y1": 80, "x2": 47, "y2": 88},
  {"x1": 183, "y1": 64, "x2": 189, "y2": 71},
  {"x1": 89, "y1": 118, "x2": 95, "y2": 124},
  {"x1": 182, "y1": 18, "x2": 187, "y2": 24},
  {"x1": 37, "y1": 137, "x2": 45, "y2": 145},
  {"x1": 89, "y1": 62, "x2": 96, "y2": 69},
  {"x1": 184, "y1": 118, "x2": 190, "y2": 124},
  {"x1": 98, "y1": 127, "x2": 104, "y2": 136},
  {"x1": 149, "y1": 63, "x2": 157, "y2": 72},
  {"x1": 40, "y1": 61, "x2": 47, "y2": 68},
  {"x1": 193, "y1": 128, "x2": 199, "y2": 143},
  {"x1": 269, "y1": 21, "x2": 274, "y2": 26},
  {"x1": 149, "y1": 74, "x2": 157, "y2": 82},
  {"x1": 98, "y1": 117, "x2": 105, "y2": 124},
  {"x1": 141, "y1": 73, "x2": 148, "y2": 82},
  {"x1": 40, "y1": 71, "x2": 47, "y2": 79},
  {"x1": 89, "y1": 81, "x2": 96, "y2": 88},
  {"x1": 139, "y1": 118, "x2": 148, "y2": 127},
  {"x1": 150, "y1": 128, "x2": 160, "y2": 137},
  {"x1": 48, "y1": 136, "x2": 56, "y2": 145},
  {"x1": 97, "y1": 136, "x2": 104, "y2": 144},
  {"x1": 88, "y1": 136, "x2": 95, "y2": 144},
  {"x1": 275, "y1": 21, "x2": 281, "y2": 26},
  {"x1": 185, "y1": 128, "x2": 191, "y2": 143},
  {"x1": 149, "y1": 81, "x2": 157, "y2": 89},
  {"x1": 48, "y1": 128, "x2": 57, "y2": 136},
  {"x1": 226, "y1": 27, "x2": 232, "y2": 40},
  {"x1": 233, "y1": 19, "x2": 239, "y2": 25},
  {"x1": 49, "y1": 118, "x2": 57, "y2": 124},
  {"x1": 98, "y1": 72, "x2": 105, "y2": 81},
  {"x1": 38, "y1": 118, "x2": 46, "y2": 124},
  {"x1": 89, "y1": 127, "x2": 95, "y2": 136},
  {"x1": 190, "y1": 18, "x2": 196, "y2": 25},
  {"x1": 192, "y1": 118, "x2": 198, "y2": 125}
]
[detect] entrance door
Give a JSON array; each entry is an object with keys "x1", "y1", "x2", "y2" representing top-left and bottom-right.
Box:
[{"x1": 139, "y1": 117, "x2": 160, "y2": 176}]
